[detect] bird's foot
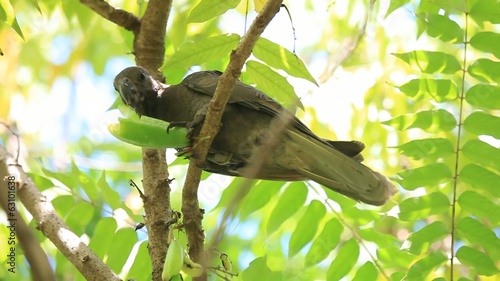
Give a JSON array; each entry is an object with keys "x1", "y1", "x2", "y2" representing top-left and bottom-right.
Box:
[
  {"x1": 167, "y1": 121, "x2": 191, "y2": 134},
  {"x1": 175, "y1": 146, "x2": 193, "y2": 158}
]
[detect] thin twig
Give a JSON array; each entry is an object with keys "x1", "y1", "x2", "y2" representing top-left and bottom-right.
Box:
[{"x1": 181, "y1": 0, "x2": 284, "y2": 280}]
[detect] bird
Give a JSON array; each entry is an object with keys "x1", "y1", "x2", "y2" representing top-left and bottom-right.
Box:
[{"x1": 113, "y1": 66, "x2": 396, "y2": 206}]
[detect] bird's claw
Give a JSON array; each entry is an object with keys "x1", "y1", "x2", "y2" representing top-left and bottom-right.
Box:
[
  {"x1": 166, "y1": 121, "x2": 191, "y2": 134},
  {"x1": 175, "y1": 147, "x2": 193, "y2": 158}
]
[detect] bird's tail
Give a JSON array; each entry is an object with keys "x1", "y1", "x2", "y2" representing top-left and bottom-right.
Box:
[{"x1": 287, "y1": 130, "x2": 397, "y2": 206}]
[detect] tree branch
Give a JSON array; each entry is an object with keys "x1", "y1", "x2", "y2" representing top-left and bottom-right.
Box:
[
  {"x1": 181, "y1": 0, "x2": 284, "y2": 279},
  {"x1": 0, "y1": 146, "x2": 121, "y2": 281},
  {"x1": 79, "y1": 0, "x2": 140, "y2": 34},
  {"x1": 133, "y1": 1, "x2": 173, "y2": 281}
]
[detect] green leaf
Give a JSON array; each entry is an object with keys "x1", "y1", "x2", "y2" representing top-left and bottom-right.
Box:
[
  {"x1": 393, "y1": 51, "x2": 461, "y2": 74},
  {"x1": 465, "y1": 84, "x2": 500, "y2": 109},
  {"x1": 27, "y1": 173, "x2": 55, "y2": 191},
  {"x1": 0, "y1": 0, "x2": 14, "y2": 23},
  {"x1": 304, "y1": 218, "x2": 343, "y2": 267},
  {"x1": 88, "y1": 217, "x2": 117, "y2": 258},
  {"x1": 457, "y1": 217, "x2": 500, "y2": 261},
  {"x1": 253, "y1": 37, "x2": 317, "y2": 85},
  {"x1": 460, "y1": 164, "x2": 500, "y2": 197},
  {"x1": 418, "y1": 13, "x2": 462, "y2": 43},
  {"x1": 382, "y1": 109, "x2": 457, "y2": 133},
  {"x1": 407, "y1": 221, "x2": 449, "y2": 255},
  {"x1": 352, "y1": 261, "x2": 378, "y2": 281},
  {"x1": 106, "y1": 228, "x2": 138, "y2": 273},
  {"x1": 51, "y1": 195, "x2": 75, "y2": 218},
  {"x1": 462, "y1": 139, "x2": 500, "y2": 171},
  {"x1": 468, "y1": 58, "x2": 500, "y2": 83},
  {"x1": 71, "y1": 160, "x2": 99, "y2": 203},
  {"x1": 108, "y1": 116, "x2": 189, "y2": 149},
  {"x1": 469, "y1": 0, "x2": 500, "y2": 24},
  {"x1": 385, "y1": 0, "x2": 410, "y2": 17},
  {"x1": 463, "y1": 111, "x2": 500, "y2": 138},
  {"x1": 187, "y1": 0, "x2": 240, "y2": 23},
  {"x1": 239, "y1": 181, "x2": 284, "y2": 219},
  {"x1": 326, "y1": 238, "x2": 359, "y2": 281},
  {"x1": 127, "y1": 242, "x2": 152, "y2": 281},
  {"x1": 395, "y1": 138, "x2": 455, "y2": 160},
  {"x1": 396, "y1": 163, "x2": 452, "y2": 190},
  {"x1": 65, "y1": 202, "x2": 95, "y2": 235},
  {"x1": 398, "y1": 79, "x2": 458, "y2": 102},
  {"x1": 96, "y1": 171, "x2": 123, "y2": 210},
  {"x1": 406, "y1": 251, "x2": 447, "y2": 281},
  {"x1": 456, "y1": 246, "x2": 499, "y2": 276},
  {"x1": 470, "y1": 32, "x2": 500, "y2": 59},
  {"x1": 163, "y1": 34, "x2": 240, "y2": 69},
  {"x1": 398, "y1": 192, "x2": 450, "y2": 221},
  {"x1": 266, "y1": 182, "x2": 307, "y2": 235},
  {"x1": 288, "y1": 200, "x2": 326, "y2": 258},
  {"x1": 246, "y1": 60, "x2": 303, "y2": 109},
  {"x1": 241, "y1": 256, "x2": 282, "y2": 281},
  {"x1": 458, "y1": 191, "x2": 500, "y2": 224}
]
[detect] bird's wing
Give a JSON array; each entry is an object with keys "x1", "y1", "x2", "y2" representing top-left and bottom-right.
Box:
[{"x1": 181, "y1": 70, "x2": 327, "y2": 143}]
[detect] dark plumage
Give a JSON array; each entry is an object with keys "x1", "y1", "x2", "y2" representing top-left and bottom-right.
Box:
[{"x1": 114, "y1": 66, "x2": 396, "y2": 205}]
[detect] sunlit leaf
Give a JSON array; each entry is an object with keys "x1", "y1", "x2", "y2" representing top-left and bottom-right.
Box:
[
  {"x1": 457, "y1": 217, "x2": 500, "y2": 261},
  {"x1": 398, "y1": 192, "x2": 450, "y2": 221},
  {"x1": 288, "y1": 200, "x2": 326, "y2": 258},
  {"x1": 465, "y1": 84, "x2": 500, "y2": 109},
  {"x1": 395, "y1": 138, "x2": 455, "y2": 160},
  {"x1": 253, "y1": 0, "x2": 266, "y2": 12},
  {"x1": 456, "y1": 246, "x2": 500, "y2": 276},
  {"x1": 108, "y1": 116, "x2": 189, "y2": 149},
  {"x1": 163, "y1": 34, "x2": 240, "y2": 69},
  {"x1": 382, "y1": 109, "x2": 457, "y2": 133},
  {"x1": 187, "y1": 0, "x2": 240, "y2": 23},
  {"x1": 460, "y1": 164, "x2": 500, "y2": 197},
  {"x1": 469, "y1": 0, "x2": 500, "y2": 24},
  {"x1": 304, "y1": 218, "x2": 343, "y2": 267},
  {"x1": 128, "y1": 242, "x2": 152, "y2": 281},
  {"x1": 377, "y1": 246, "x2": 415, "y2": 269},
  {"x1": 458, "y1": 191, "x2": 500, "y2": 224},
  {"x1": 393, "y1": 51, "x2": 461, "y2": 74},
  {"x1": 398, "y1": 79, "x2": 458, "y2": 102},
  {"x1": 467, "y1": 58, "x2": 500, "y2": 83},
  {"x1": 352, "y1": 261, "x2": 378, "y2": 281},
  {"x1": 65, "y1": 202, "x2": 95, "y2": 235},
  {"x1": 418, "y1": 13, "x2": 462, "y2": 43},
  {"x1": 253, "y1": 37, "x2": 317, "y2": 85},
  {"x1": 51, "y1": 195, "x2": 75, "y2": 219},
  {"x1": 327, "y1": 238, "x2": 359, "y2": 281},
  {"x1": 463, "y1": 111, "x2": 500, "y2": 138},
  {"x1": 462, "y1": 139, "x2": 500, "y2": 171},
  {"x1": 396, "y1": 163, "x2": 452, "y2": 190},
  {"x1": 266, "y1": 182, "x2": 307, "y2": 235},
  {"x1": 385, "y1": 0, "x2": 411, "y2": 17},
  {"x1": 246, "y1": 60, "x2": 303, "y2": 109},
  {"x1": 241, "y1": 256, "x2": 282, "y2": 281},
  {"x1": 407, "y1": 221, "x2": 448, "y2": 255},
  {"x1": 0, "y1": 0, "x2": 14, "y2": 23},
  {"x1": 406, "y1": 251, "x2": 447, "y2": 281},
  {"x1": 88, "y1": 217, "x2": 117, "y2": 258},
  {"x1": 106, "y1": 228, "x2": 138, "y2": 273},
  {"x1": 71, "y1": 160, "x2": 99, "y2": 202},
  {"x1": 470, "y1": 32, "x2": 500, "y2": 59},
  {"x1": 239, "y1": 181, "x2": 284, "y2": 219}
]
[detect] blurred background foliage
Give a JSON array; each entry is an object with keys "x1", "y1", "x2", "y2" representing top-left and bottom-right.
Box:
[{"x1": 1, "y1": 0, "x2": 499, "y2": 280}]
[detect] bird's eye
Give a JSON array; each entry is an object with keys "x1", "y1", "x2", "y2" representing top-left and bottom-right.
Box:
[{"x1": 139, "y1": 71, "x2": 146, "y2": 81}]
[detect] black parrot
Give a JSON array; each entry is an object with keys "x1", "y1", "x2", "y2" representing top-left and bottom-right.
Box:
[{"x1": 113, "y1": 66, "x2": 396, "y2": 205}]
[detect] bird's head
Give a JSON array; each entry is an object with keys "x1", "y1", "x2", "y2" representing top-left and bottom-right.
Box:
[{"x1": 113, "y1": 66, "x2": 162, "y2": 112}]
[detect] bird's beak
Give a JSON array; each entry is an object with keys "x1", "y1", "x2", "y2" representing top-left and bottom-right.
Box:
[{"x1": 115, "y1": 77, "x2": 142, "y2": 109}]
